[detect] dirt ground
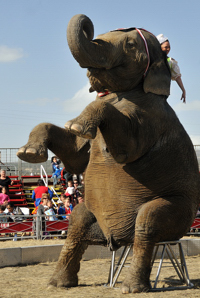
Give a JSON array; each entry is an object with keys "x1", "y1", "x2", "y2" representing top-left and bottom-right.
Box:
[{"x1": 0, "y1": 239, "x2": 200, "y2": 298}]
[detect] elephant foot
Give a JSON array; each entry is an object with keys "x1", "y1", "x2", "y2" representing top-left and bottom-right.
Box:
[
  {"x1": 121, "y1": 281, "x2": 150, "y2": 294},
  {"x1": 17, "y1": 143, "x2": 48, "y2": 163},
  {"x1": 48, "y1": 272, "x2": 78, "y2": 288},
  {"x1": 65, "y1": 120, "x2": 97, "y2": 139}
]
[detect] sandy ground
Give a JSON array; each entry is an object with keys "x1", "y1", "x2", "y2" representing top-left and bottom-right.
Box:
[
  {"x1": 0, "y1": 239, "x2": 200, "y2": 297},
  {"x1": 0, "y1": 238, "x2": 65, "y2": 248}
]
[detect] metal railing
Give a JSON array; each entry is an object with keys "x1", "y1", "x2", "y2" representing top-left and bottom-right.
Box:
[{"x1": 0, "y1": 214, "x2": 69, "y2": 241}]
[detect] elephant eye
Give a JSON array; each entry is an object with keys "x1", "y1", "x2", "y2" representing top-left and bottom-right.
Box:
[
  {"x1": 127, "y1": 39, "x2": 137, "y2": 49},
  {"x1": 128, "y1": 41, "x2": 134, "y2": 46}
]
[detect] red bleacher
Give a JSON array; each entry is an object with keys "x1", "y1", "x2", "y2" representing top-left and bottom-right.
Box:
[{"x1": 8, "y1": 176, "x2": 27, "y2": 207}]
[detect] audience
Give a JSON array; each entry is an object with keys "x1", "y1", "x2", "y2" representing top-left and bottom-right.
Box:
[{"x1": 0, "y1": 167, "x2": 199, "y2": 241}]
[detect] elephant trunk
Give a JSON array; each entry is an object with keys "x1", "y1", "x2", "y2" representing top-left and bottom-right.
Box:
[{"x1": 67, "y1": 14, "x2": 112, "y2": 69}]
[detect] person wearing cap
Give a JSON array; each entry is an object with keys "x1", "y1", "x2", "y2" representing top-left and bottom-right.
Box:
[{"x1": 156, "y1": 33, "x2": 186, "y2": 103}]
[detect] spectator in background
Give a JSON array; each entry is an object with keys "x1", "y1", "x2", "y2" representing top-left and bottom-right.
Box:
[
  {"x1": 57, "y1": 194, "x2": 66, "y2": 219},
  {"x1": 45, "y1": 200, "x2": 58, "y2": 221},
  {"x1": 0, "y1": 187, "x2": 10, "y2": 205},
  {"x1": 73, "y1": 179, "x2": 81, "y2": 204},
  {"x1": 0, "y1": 170, "x2": 14, "y2": 193},
  {"x1": 51, "y1": 156, "x2": 62, "y2": 187},
  {"x1": 6, "y1": 202, "x2": 24, "y2": 222},
  {"x1": 77, "y1": 185, "x2": 85, "y2": 204},
  {"x1": 37, "y1": 193, "x2": 51, "y2": 232},
  {"x1": 65, "y1": 180, "x2": 75, "y2": 196},
  {"x1": 32, "y1": 179, "x2": 53, "y2": 207},
  {"x1": 63, "y1": 197, "x2": 72, "y2": 220},
  {"x1": 61, "y1": 168, "x2": 73, "y2": 187},
  {"x1": 0, "y1": 205, "x2": 7, "y2": 222},
  {"x1": 37, "y1": 193, "x2": 51, "y2": 215},
  {"x1": 78, "y1": 195, "x2": 84, "y2": 204}
]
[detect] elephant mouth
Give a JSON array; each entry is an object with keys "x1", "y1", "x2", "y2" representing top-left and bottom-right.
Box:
[{"x1": 87, "y1": 68, "x2": 108, "y2": 93}]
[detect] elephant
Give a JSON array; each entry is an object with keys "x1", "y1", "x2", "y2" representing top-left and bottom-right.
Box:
[{"x1": 17, "y1": 14, "x2": 200, "y2": 293}]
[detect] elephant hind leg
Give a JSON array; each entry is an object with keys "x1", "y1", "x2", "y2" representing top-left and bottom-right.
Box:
[{"x1": 121, "y1": 197, "x2": 192, "y2": 294}]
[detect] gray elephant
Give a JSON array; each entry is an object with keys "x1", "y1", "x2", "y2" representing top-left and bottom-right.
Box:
[{"x1": 17, "y1": 14, "x2": 200, "y2": 293}]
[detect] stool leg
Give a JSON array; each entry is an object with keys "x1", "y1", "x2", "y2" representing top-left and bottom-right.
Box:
[
  {"x1": 178, "y1": 243, "x2": 194, "y2": 287},
  {"x1": 166, "y1": 244, "x2": 184, "y2": 282},
  {"x1": 113, "y1": 246, "x2": 128, "y2": 278},
  {"x1": 153, "y1": 244, "x2": 166, "y2": 288},
  {"x1": 151, "y1": 245, "x2": 159, "y2": 267},
  {"x1": 109, "y1": 251, "x2": 116, "y2": 287},
  {"x1": 112, "y1": 245, "x2": 132, "y2": 287}
]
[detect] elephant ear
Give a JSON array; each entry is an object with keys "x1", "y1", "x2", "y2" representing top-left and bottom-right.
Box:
[{"x1": 143, "y1": 58, "x2": 171, "y2": 96}]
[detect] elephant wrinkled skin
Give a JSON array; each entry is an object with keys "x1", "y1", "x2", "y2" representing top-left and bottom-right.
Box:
[{"x1": 17, "y1": 14, "x2": 200, "y2": 293}]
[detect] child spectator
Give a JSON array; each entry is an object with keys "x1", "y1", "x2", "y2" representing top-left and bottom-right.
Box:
[
  {"x1": 65, "y1": 180, "x2": 75, "y2": 196},
  {"x1": 63, "y1": 197, "x2": 72, "y2": 220},
  {"x1": 0, "y1": 187, "x2": 10, "y2": 205},
  {"x1": 51, "y1": 156, "x2": 62, "y2": 187},
  {"x1": 65, "y1": 193, "x2": 74, "y2": 211},
  {"x1": 56, "y1": 194, "x2": 66, "y2": 219},
  {"x1": 45, "y1": 200, "x2": 58, "y2": 221},
  {"x1": 156, "y1": 34, "x2": 186, "y2": 103},
  {"x1": 0, "y1": 205, "x2": 7, "y2": 222},
  {"x1": 6, "y1": 202, "x2": 24, "y2": 222}
]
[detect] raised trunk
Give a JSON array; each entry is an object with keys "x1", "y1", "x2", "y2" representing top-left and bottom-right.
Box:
[{"x1": 67, "y1": 14, "x2": 112, "y2": 69}]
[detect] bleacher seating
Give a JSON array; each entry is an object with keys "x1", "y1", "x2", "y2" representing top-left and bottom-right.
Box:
[
  {"x1": 21, "y1": 175, "x2": 64, "y2": 213},
  {"x1": 8, "y1": 176, "x2": 27, "y2": 207}
]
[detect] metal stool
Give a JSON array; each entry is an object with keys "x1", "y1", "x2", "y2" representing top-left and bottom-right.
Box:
[{"x1": 107, "y1": 240, "x2": 193, "y2": 290}]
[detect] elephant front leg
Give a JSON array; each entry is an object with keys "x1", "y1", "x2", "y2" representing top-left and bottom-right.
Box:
[
  {"x1": 17, "y1": 123, "x2": 52, "y2": 163},
  {"x1": 49, "y1": 235, "x2": 88, "y2": 287},
  {"x1": 49, "y1": 203, "x2": 106, "y2": 288},
  {"x1": 17, "y1": 122, "x2": 90, "y2": 174},
  {"x1": 65, "y1": 99, "x2": 135, "y2": 163}
]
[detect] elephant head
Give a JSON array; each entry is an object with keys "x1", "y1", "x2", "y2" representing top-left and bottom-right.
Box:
[{"x1": 67, "y1": 14, "x2": 171, "y2": 96}]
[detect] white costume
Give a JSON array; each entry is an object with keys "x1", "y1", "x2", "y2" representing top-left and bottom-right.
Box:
[{"x1": 156, "y1": 34, "x2": 181, "y2": 81}]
